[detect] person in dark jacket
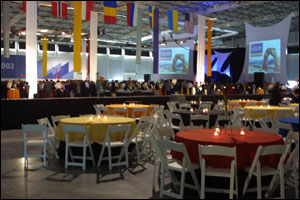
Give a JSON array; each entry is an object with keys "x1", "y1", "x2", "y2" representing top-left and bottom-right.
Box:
[{"x1": 269, "y1": 82, "x2": 282, "y2": 106}]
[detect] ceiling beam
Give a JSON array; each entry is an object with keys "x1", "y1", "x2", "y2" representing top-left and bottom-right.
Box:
[{"x1": 9, "y1": 13, "x2": 25, "y2": 26}]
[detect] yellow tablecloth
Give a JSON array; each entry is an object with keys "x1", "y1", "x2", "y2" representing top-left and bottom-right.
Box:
[
  {"x1": 55, "y1": 116, "x2": 136, "y2": 143},
  {"x1": 289, "y1": 103, "x2": 299, "y2": 107},
  {"x1": 106, "y1": 104, "x2": 152, "y2": 118},
  {"x1": 228, "y1": 100, "x2": 262, "y2": 108},
  {"x1": 244, "y1": 106, "x2": 293, "y2": 120},
  {"x1": 7, "y1": 89, "x2": 20, "y2": 99}
]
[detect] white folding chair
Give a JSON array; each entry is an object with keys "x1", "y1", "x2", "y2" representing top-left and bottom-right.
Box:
[
  {"x1": 179, "y1": 125, "x2": 204, "y2": 131},
  {"x1": 37, "y1": 117, "x2": 60, "y2": 159},
  {"x1": 51, "y1": 115, "x2": 70, "y2": 130},
  {"x1": 214, "y1": 114, "x2": 230, "y2": 128},
  {"x1": 93, "y1": 104, "x2": 104, "y2": 114},
  {"x1": 128, "y1": 116, "x2": 153, "y2": 163},
  {"x1": 245, "y1": 102, "x2": 257, "y2": 106},
  {"x1": 113, "y1": 107, "x2": 129, "y2": 117},
  {"x1": 229, "y1": 101, "x2": 242, "y2": 109},
  {"x1": 97, "y1": 124, "x2": 132, "y2": 170},
  {"x1": 224, "y1": 124, "x2": 249, "y2": 130},
  {"x1": 284, "y1": 131, "x2": 299, "y2": 146},
  {"x1": 22, "y1": 124, "x2": 48, "y2": 171},
  {"x1": 190, "y1": 114, "x2": 209, "y2": 128},
  {"x1": 252, "y1": 127, "x2": 279, "y2": 135},
  {"x1": 178, "y1": 103, "x2": 191, "y2": 110},
  {"x1": 266, "y1": 143, "x2": 299, "y2": 199},
  {"x1": 151, "y1": 137, "x2": 201, "y2": 199},
  {"x1": 166, "y1": 113, "x2": 184, "y2": 131},
  {"x1": 242, "y1": 144, "x2": 291, "y2": 199},
  {"x1": 230, "y1": 108, "x2": 249, "y2": 126},
  {"x1": 251, "y1": 110, "x2": 268, "y2": 128},
  {"x1": 167, "y1": 102, "x2": 177, "y2": 113},
  {"x1": 258, "y1": 116, "x2": 274, "y2": 129},
  {"x1": 198, "y1": 145, "x2": 238, "y2": 199},
  {"x1": 275, "y1": 109, "x2": 293, "y2": 121},
  {"x1": 274, "y1": 121, "x2": 293, "y2": 133},
  {"x1": 198, "y1": 103, "x2": 212, "y2": 110},
  {"x1": 132, "y1": 107, "x2": 148, "y2": 120},
  {"x1": 62, "y1": 124, "x2": 95, "y2": 170}
]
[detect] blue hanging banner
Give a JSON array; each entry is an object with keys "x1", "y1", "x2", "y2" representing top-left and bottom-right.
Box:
[{"x1": 1, "y1": 55, "x2": 26, "y2": 78}]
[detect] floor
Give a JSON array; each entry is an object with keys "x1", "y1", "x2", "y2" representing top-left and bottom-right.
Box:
[{"x1": 1, "y1": 129, "x2": 297, "y2": 199}]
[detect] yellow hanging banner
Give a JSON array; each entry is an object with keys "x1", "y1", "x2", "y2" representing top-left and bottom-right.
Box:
[
  {"x1": 42, "y1": 35, "x2": 48, "y2": 77},
  {"x1": 73, "y1": 1, "x2": 82, "y2": 72},
  {"x1": 207, "y1": 20, "x2": 212, "y2": 77}
]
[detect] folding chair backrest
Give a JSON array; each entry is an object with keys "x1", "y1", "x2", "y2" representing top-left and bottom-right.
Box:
[
  {"x1": 224, "y1": 124, "x2": 249, "y2": 130},
  {"x1": 106, "y1": 124, "x2": 131, "y2": 143},
  {"x1": 199, "y1": 145, "x2": 237, "y2": 165},
  {"x1": 199, "y1": 103, "x2": 212, "y2": 110},
  {"x1": 285, "y1": 131, "x2": 299, "y2": 144},
  {"x1": 158, "y1": 127, "x2": 175, "y2": 140},
  {"x1": 253, "y1": 127, "x2": 279, "y2": 134},
  {"x1": 113, "y1": 107, "x2": 128, "y2": 117},
  {"x1": 285, "y1": 143, "x2": 299, "y2": 170},
  {"x1": 22, "y1": 124, "x2": 47, "y2": 141},
  {"x1": 245, "y1": 102, "x2": 257, "y2": 106},
  {"x1": 37, "y1": 117, "x2": 55, "y2": 135},
  {"x1": 166, "y1": 113, "x2": 184, "y2": 127},
  {"x1": 62, "y1": 124, "x2": 89, "y2": 149},
  {"x1": 190, "y1": 114, "x2": 209, "y2": 127},
  {"x1": 132, "y1": 107, "x2": 148, "y2": 118},
  {"x1": 213, "y1": 104, "x2": 225, "y2": 111},
  {"x1": 180, "y1": 125, "x2": 204, "y2": 131},
  {"x1": 274, "y1": 122, "x2": 293, "y2": 132},
  {"x1": 51, "y1": 115, "x2": 70, "y2": 129}
]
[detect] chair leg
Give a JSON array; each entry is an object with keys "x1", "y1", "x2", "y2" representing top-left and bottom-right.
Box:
[
  {"x1": 65, "y1": 140, "x2": 68, "y2": 169},
  {"x1": 235, "y1": 168, "x2": 239, "y2": 199},
  {"x1": 135, "y1": 142, "x2": 140, "y2": 163},
  {"x1": 97, "y1": 145, "x2": 106, "y2": 167},
  {"x1": 160, "y1": 166, "x2": 165, "y2": 198},
  {"x1": 201, "y1": 165, "x2": 205, "y2": 199},
  {"x1": 257, "y1": 162, "x2": 262, "y2": 199},
  {"x1": 24, "y1": 144, "x2": 27, "y2": 170},
  {"x1": 179, "y1": 168, "x2": 186, "y2": 199},
  {"x1": 279, "y1": 168, "x2": 285, "y2": 199},
  {"x1": 88, "y1": 143, "x2": 95, "y2": 166},
  {"x1": 43, "y1": 143, "x2": 46, "y2": 167},
  {"x1": 48, "y1": 137, "x2": 59, "y2": 159},
  {"x1": 108, "y1": 146, "x2": 112, "y2": 170},
  {"x1": 230, "y1": 173, "x2": 234, "y2": 199},
  {"x1": 83, "y1": 145, "x2": 87, "y2": 170}
]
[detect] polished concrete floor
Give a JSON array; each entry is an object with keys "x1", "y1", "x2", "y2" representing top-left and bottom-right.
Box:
[{"x1": 1, "y1": 129, "x2": 297, "y2": 199}]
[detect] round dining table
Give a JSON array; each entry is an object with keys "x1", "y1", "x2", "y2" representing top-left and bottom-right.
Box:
[
  {"x1": 7, "y1": 89, "x2": 20, "y2": 99},
  {"x1": 171, "y1": 129, "x2": 284, "y2": 169},
  {"x1": 55, "y1": 116, "x2": 136, "y2": 143},
  {"x1": 106, "y1": 104, "x2": 152, "y2": 118},
  {"x1": 244, "y1": 105, "x2": 293, "y2": 120},
  {"x1": 228, "y1": 99, "x2": 262, "y2": 108}
]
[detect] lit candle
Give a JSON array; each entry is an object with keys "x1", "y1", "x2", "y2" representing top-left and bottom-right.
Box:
[
  {"x1": 190, "y1": 108, "x2": 194, "y2": 112},
  {"x1": 123, "y1": 103, "x2": 126, "y2": 106},
  {"x1": 89, "y1": 115, "x2": 93, "y2": 120},
  {"x1": 216, "y1": 127, "x2": 220, "y2": 133},
  {"x1": 214, "y1": 131, "x2": 219, "y2": 136},
  {"x1": 132, "y1": 103, "x2": 135, "y2": 106},
  {"x1": 247, "y1": 99, "x2": 250, "y2": 101},
  {"x1": 103, "y1": 115, "x2": 108, "y2": 120},
  {"x1": 239, "y1": 99, "x2": 242, "y2": 101},
  {"x1": 97, "y1": 114, "x2": 101, "y2": 119},
  {"x1": 260, "y1": 105, "x2": 263, "y2": 107},
  {"x1": 267, "y1": 105, "x2": 270, "y2": 108},
  {"x1": 240, "y1": 128, "x2": 245, "y2": 135}
]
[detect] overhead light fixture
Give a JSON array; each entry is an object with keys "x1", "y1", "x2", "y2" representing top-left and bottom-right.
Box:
[
  {"x1": 40, "y1": 29, "x2": 49, "y2": 33},
  {"x1": 141, "y1": 35, "x2": 152, "y2": 42},
  {"x1": 61, "y1": 31, "x2": 66, "y2": 35}
]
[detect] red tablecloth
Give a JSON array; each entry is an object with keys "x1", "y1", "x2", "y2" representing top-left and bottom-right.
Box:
[{"x1": 172, "y1": 129, "x2": 284, "y2": 169}]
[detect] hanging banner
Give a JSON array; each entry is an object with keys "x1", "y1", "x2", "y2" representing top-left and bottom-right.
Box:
[
  {"x1": 136, "y1": 5, "x2": 142, "y2": 65},
  {"x1": 3, "y1": 1, "x2": 10, "y2": 58},
  {"x1": 26, "y1": 1, "x2": 38, "y2": 98},
  {"x1": 196, "y1": 15, "x2": 206, "y2": 84},
  {"x1": 153, "y1": 8, "x2": 159, "y2": 74},
  {"x1": 42, "y1": 35, "x2": 48, "y2": 77},
  {"x1": 90, "y1": 11, "x2": 98, "y2": 82},
  {"x1": 207, "y1": 20, "x2": 212, "y2": 77},
  {"x1": 81, "y1": 39, "x2": 87, "y2": 80},
  {"x1": 73, "y1": 1, "x2": 82, "y2": 73}
]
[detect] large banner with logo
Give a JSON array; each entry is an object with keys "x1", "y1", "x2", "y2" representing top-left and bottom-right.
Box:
[
  {"x1": 1, "y1": 55, "x2": 26, "y2": 78},
  {"x1": 1, "y1": 55, "x2": 73, "y2": 79}
]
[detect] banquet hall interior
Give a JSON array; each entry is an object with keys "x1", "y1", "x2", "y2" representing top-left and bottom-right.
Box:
[{"x1": 1, "y1": 1, "x2": 299, "y2": 199}]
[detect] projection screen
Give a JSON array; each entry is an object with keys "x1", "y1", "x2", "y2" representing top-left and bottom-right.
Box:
[{"x1": 238, "y1": 14, "x2": 293, "y2": 84}]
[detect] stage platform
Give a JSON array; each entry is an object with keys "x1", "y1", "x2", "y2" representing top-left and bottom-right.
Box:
[{"x1": 1, "y1": 94, "x2": 271, "y2": 130}]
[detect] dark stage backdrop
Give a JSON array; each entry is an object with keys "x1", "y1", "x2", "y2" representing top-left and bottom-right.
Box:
[{"x1": 194, "y1": 48, "x2": 246, "y2": 84}]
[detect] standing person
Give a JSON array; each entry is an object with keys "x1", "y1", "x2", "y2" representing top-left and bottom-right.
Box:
[
  {"x1": 55, "y1": 80, "x2": 62, "y2": 97},
  {"x1": 44, "y1": 79, "x2": 52, "y2": 98},
  {"x1": 269, "y1": 82, "x2": 282, "y2": 106},
  {"x1": 165, "y1": 80, "x2": 171, "y2": 95}
]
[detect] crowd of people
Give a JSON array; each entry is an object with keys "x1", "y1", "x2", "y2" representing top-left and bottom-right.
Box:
[{"x1": 1, "y1": 78, "x2": 299, "y2": 104}]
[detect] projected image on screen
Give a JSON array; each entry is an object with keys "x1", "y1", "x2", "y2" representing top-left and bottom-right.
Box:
[
  {"x1": 159, "y1": 47, "x2": 189, "y2": 74},
  {"x1": 248, "y1": 39, "x2": 281, "y2": 74}
]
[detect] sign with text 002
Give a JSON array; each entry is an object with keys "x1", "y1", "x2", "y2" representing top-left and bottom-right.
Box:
[{"x1": 1, "y1": 55, "x2": 26, "y2": 78}]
